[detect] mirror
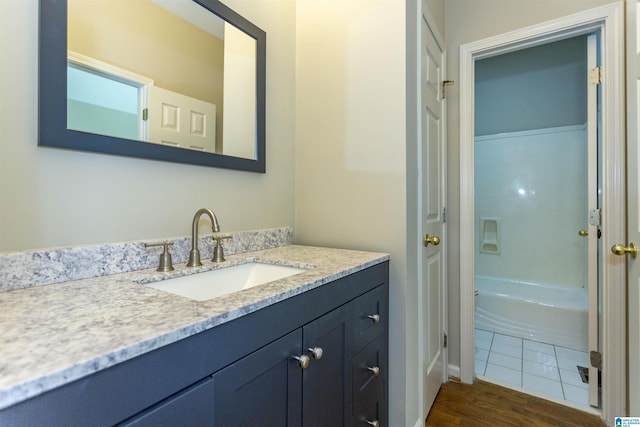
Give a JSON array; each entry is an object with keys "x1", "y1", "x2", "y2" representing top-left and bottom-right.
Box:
[{"x1": 39, "y1": 0, "x2": 266, "y2": 172}]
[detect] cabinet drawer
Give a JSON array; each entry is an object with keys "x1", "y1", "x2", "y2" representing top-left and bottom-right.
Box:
[
  {"x1": 352, "y1": 385, "x2": 385, "y2": 427},
  {"x1": 353, "y1": 285, "x2": 388, "y2": 351},
  {"x1": 352, "y1": 334, "x2": 386, "y2": 394},
  {"x1": 352, "y1": 333, "x2": 387, "y2": 427},
  {"x1": 118, "y1": 377, "x2": 215, "y2": 427}
]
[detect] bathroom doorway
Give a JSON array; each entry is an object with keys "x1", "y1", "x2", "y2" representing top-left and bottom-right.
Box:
[
  {"x1": 457, "y1": 4, "x2": 627, "y2": 422},
  {"x1": 472, "y1": 34, "x2": 600, "y2": 410}
]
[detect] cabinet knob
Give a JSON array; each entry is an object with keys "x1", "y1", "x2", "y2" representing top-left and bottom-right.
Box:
[
  {"x1": 366, "y1": 420, "x2": 380, "y2": 427},
  {"x1": 367, "y1": 314, "x2": 380, "y2": 323},
  {"x1": 293, "y1": 354, "x2": 310, "y2": 369},
  {"x1": 307, "y1": 347, "x2": 323, "y2": 360},
  {"x1": 367, "y1": 366, "x2": 380, "y2": 376}
]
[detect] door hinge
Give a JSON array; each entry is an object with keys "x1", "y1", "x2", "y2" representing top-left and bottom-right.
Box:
[
  {"x1": 443, "y1": 333, "x2": 448, "y2": 348},
  {"x1": 589, "y1": 208, "x2": 601, "y2": 227},
  {"x1": 590, "y1": 350, "x2": 602, "y2": 369},
  {"x1": 441, "y1": 80, "x2": 454, "y2": 99},
  {"x1": 442, "y1": 207, "x2": 447, "y2": 224},
  {"x1": 589, "y1": 67, "x2": 603, "y2": 85},
  {"x1": 142, "y1": 108, "x2": 149, "y2": 121}
]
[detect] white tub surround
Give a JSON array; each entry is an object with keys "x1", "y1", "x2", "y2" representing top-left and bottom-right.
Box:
[
  {"x1": 475, "y1": 125, "x2": 588, "y2": 289},
  {"x1": 474, "y1": 275, "x2": 588, "y2": 351},
  {"x1": 0, "y1": 227, "x2": 293, "y2": 291},
  {"x1": 0, "y1": 244, "x2": 389, "y2": 411}
]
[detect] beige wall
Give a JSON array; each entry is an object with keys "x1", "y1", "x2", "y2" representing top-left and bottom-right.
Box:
[
  {"x1": 0, "y1": 0, "x2": 296, "y2": 251},
  {"x1": 295, "y1": 0, "x2": 415, "y2": 425},
  {"x1": 444, "y1": 0, "x2": 616, "y2": 370},
  {"x1": 425, "y1": 0, "x2": 444, "y2": 36},
  {"x1": 68, "y1": 0, "x2": 224, "y2": 105}
]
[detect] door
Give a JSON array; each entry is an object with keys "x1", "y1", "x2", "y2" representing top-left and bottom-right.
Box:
[
  {"x1": 148, "y1": 85, "x2": 216, "y2": 152},
  {"x1": 420, "y1": 7, "x2": 447, "y2": 414},
  {"x1": 212, "y1": 330, "x2": 303, "y2": 426},
  {"x1": 302, "y1": 304, "x2": 351, "y2": 426},
  {"x1": 586, "y1": 33, "x2": 601, "y2": 409}
]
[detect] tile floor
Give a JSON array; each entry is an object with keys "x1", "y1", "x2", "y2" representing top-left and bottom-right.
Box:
[{"x1": 475, "y1": 329, "x2": 592, "y2": 408}]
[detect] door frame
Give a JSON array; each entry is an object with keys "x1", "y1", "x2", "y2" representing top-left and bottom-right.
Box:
[
  {"x1": 458, "y1": 2, "x2": 626, "y2": 421},
  {"x1": 625, "y1": 0, "x2": 639, "y2": 414}
]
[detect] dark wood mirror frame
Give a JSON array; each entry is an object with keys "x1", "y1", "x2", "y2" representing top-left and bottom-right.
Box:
[{"x1": 39, "y1": 0, "x2": 266, "y2": 172}]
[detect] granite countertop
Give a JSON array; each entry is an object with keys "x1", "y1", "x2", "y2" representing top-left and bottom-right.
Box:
[{"x1": 0, "y1": 245, "x2": 389, "y2": 411}]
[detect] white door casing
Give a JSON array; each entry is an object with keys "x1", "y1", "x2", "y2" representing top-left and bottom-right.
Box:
[
  {"x1": 459, "y1": 3, "x2": 626, "y2": 421},
  {"x1": 419, "y1": 5, "x2": 447, "y2": 416},
  {"x1": 626, "y1": 0, "x2": 639, "y2": 415}
]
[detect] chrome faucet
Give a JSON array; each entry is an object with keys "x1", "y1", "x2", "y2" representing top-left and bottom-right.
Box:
[{"x1": 187, "y1": 208, "x2": 221, "y2": 267}]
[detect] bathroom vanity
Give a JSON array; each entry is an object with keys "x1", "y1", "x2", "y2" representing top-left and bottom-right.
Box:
[{"x1": 0, "y1": 243, "x2": 388, "y2": 426}]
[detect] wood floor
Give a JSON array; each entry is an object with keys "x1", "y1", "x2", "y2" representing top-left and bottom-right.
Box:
[{"x1": 425, "y1": 380, "x2": 606, "y2": 426}]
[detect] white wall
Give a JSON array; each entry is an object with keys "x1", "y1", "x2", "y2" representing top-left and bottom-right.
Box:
[
  {"x1": 0, "y1": 0, "x2": 296, "y2": 252},
  {"x1": 294, "y1": 0, "x2": 416, "y2": 425},
  {"x1": 444, "y1": 0, "x2": 615, "y2": 371}
]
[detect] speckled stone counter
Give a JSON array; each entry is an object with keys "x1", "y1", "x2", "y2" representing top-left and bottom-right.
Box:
[
  {"x1": 0, "y1": 244, "x2": 389, "y2": 411},
  {"x1": 0, "y1": 227, "x2": 293, "y2": 291}
]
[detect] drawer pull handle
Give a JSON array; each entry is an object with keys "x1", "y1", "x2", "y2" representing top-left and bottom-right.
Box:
[
  {"x1": 307, "y1": 346, "x2": 323, "y2": 360},
  {"x1": 366, "y1": 420, "x2": 380, "y2": 427},
  {"x1": 367, "y1": 314, "x2": 380, "y2": 323},
  {"x1": 367, "y1": 366, "x2": 380, "y2": 376},
  {"x1": 293, "y1": 354, "x2": 310, "y2": 369}
]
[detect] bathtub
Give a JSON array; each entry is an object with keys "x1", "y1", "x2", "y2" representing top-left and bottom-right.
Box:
[{"x1": 474, "y1": 275, "x2": 588, "y2": 352}]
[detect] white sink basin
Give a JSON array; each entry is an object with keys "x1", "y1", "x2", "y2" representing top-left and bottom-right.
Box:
[{"x1": 144, "y1": 262, "x2": 308, "y2": 301}]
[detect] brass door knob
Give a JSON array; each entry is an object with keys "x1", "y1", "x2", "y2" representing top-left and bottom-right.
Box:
[
  {"x1": 578, "y1": 230, "x2": 589, "y2": 237},
  {"x1": 424, "y1": 234, "x2": 441, "y2": 247},
  {"x1": 611, "y1": 243, "x2": 638, "y2": 259}
]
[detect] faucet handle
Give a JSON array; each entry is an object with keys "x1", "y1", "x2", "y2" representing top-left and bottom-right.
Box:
[
  {"x1": 212, "y1": 235, "x2": 232, "y2": 263},
  {"x1": 145, "y1": 241, "x2": 175, "y2": 272}
]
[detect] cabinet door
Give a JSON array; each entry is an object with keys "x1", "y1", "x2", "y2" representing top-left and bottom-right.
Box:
[
  {"x1": 302, "y1": 303, "x2": 352, "y2": 427},
  {"x1": 212, "y1": 329, "x2": 303, "y2": 427},
  {"x1": 118, "y1": 377, "x2": 215, "y2": 427}
]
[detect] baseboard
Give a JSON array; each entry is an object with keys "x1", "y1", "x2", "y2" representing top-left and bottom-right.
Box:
[{"x1": 448, "y1": 363, "x2": 461, "y2": 380}]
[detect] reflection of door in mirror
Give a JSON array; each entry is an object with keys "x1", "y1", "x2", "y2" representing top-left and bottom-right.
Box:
[{"x1": 148, "y1": 86, "x2": 217, "y2": 152}]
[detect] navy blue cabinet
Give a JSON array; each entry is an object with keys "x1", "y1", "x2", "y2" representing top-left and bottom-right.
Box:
[
  {"x1": 0, "y1": 262, "x2": 388, "y2": 427},
  {"x1": 212, "y1": 303, "x2": 353, "y2": 427},
  {"x1": 301, "y1": 303, "x2": 352, "y2": 426},
  {"x1": 121, "y1": 377, "x2": 216, "y2": 426},
  {"x1": 212, "y1": 330, "x2": 303, "y2": 426},
  {"x1": 209, "y1": 286, "x2": 386, "y2": 427}
]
